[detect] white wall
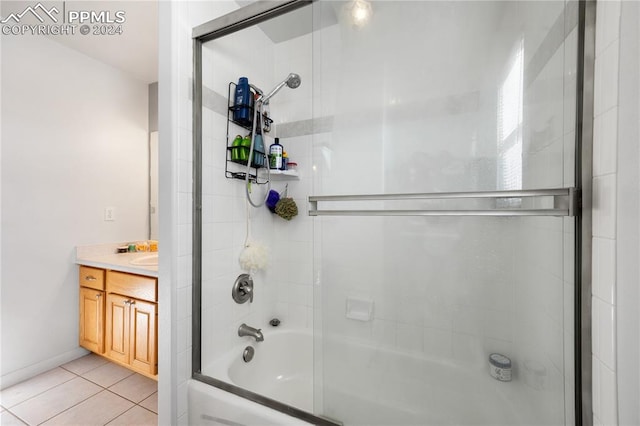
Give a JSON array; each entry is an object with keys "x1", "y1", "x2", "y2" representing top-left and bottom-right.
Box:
[
  {"x1": 616, "y1": 3, "x2": 640, "y2": 425},
  {"x1": 160, "y1": 1, "x2": 243, "y2": 424},
  {"x1": 592, "y1": 1, "x2": 640, "y2": 426},
  {"x1": 591, "y1": 1, "x2": 622, "y2": 425},
  {"x1": 0, "y1": 35, "x2": 149, "y2": 388},
  {"x1": 199, "y1": 18, "x2": 279, "y2": 370},
  {"x1": 199, "y1": 20, "x2": 315, "y2": 376}
]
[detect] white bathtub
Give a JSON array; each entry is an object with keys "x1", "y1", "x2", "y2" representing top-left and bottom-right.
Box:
[
  {"x1": 194, "y1": 327, "x2": 550, "y2": 425},
  {"x1": 192, "y1": 327, "x2": 314, "y2": 426},
  {"x1": 188, "y1": 379, "x2": 313, "y2": 426},
  {"x1": 205, "y1": 327, "x2": 314, "y2": 411}
]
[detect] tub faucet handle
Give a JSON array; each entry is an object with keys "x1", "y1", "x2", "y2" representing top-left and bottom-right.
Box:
[
  {"x1": 232, "y1": 274, "x2": 254, "y2": 304},
  {"x1": 241, "y1": 283, "x2": 253, "y2": 303}
]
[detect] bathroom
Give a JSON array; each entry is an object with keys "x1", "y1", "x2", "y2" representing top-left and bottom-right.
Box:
[
  {"x1": 1, "y1": 0, "x2": 160, "y2": 423},
  {"x1": 2, "y1": 0, "x2": 640, "y2": 425}
]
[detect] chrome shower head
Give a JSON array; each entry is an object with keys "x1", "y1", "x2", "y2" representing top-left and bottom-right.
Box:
[
  {"x1": 260, "y1": 73, "x2": 301, "y2": 104},
  {"x1": 286, "y1": 73, "x2": 301, "y2": 89}
]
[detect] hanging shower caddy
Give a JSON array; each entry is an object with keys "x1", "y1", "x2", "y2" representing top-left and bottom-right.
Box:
[{"x1": 225, "y1": 81, "x2": 273, "y2": 183}]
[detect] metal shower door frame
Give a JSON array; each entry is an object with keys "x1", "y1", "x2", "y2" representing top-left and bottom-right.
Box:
[{"x1": 190, "y1": 1, "x2": 595, "y2": 425}]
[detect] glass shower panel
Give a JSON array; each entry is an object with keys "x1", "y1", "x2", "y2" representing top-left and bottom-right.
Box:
[
  {"x1": 312, "y1": 1, "x2": 577, "y2": 425},
  {"x1": 312, "y1": 0, "x2": 573, "y2": 194},
  {"x1": 316, "y1": 215, "x2": 573, "y2": 425}
]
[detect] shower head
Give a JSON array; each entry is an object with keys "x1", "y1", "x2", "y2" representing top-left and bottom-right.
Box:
[
  {"x1": 259, "y1": 73, "x2": 301, "y2": 104},
  {"x1": 285, "y1": 73, "x2": 301, "y2": 89}
]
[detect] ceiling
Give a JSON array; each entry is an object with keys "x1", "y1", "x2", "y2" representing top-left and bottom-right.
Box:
[
  {"x1": 1, "y1": 0, "x2": 158, "y2": 83},
  {"x1": 236, "y1": 0, "x2": 337, "y2": 44}
]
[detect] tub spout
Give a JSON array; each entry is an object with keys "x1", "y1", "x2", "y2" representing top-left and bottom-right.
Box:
[{"x1": 238, "y1": 323, "x2": 264, "y2": 342}]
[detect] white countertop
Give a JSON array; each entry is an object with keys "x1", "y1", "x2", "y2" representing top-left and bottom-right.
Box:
[{"x1": 76, "y1": 243, "x2": 158, "y2": 278}]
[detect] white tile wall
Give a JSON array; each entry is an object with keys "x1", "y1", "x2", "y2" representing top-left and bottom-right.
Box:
[
  {"x1": 195, "y1": 9, "x2": 315, "y2": 382},
  {"x1": 592, "y1": 1, "x2": 621, "y2": 425}
]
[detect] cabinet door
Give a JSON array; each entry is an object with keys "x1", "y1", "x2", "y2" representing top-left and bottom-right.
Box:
[
  {"x1": 105, "y1": 293, "x2": 130, "y2": 365},
  {"x1": 79, "y1": 287, "x2": 104, "y2": 353},
  {"x1": 129, "y1": 300, "x2": 157, "y2": 375}
]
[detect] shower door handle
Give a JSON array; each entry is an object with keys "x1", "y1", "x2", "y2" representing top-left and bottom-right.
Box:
[{"x1": 308, "y1": 188, "x2": 578, "y2": 217}]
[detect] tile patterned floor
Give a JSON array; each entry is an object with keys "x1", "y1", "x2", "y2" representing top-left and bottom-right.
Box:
[{"x1": 0, "y1": 354, "x2": 157, "y2": 425}]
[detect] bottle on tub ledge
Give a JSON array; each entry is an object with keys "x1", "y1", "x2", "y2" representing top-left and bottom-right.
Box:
[{"x1": 269, "y1": 138, "x2": 283, "y2": 170}]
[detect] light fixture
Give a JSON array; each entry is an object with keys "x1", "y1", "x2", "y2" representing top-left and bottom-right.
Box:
[{"x1": 346, "y1": 0, "x2": 372, "y2": 28}]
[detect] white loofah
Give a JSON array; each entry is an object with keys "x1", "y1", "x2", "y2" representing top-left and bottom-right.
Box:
[{"x1": 239, "y1": 241, "x2": 268, "y2": 272}]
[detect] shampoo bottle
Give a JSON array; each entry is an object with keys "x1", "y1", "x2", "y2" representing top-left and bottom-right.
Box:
[
  {"x1": 233, "y1": 77, "x2": 251, "y2": 125},
  {"x1": 253, "y1": 134, "x2": 265, "y2": 168},
  {"x1": 269, "y1": 138, "x2": 283, "y2": 169}
]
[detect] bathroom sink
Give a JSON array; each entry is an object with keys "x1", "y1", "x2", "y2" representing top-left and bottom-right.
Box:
[{"x1": 129, "y1": 254, "x2": 158, "y2": 266}]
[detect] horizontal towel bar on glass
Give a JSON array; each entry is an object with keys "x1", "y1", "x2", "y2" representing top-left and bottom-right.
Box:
[{"x1": 308, "y1": 188, "x2": 578, "y2": 217}]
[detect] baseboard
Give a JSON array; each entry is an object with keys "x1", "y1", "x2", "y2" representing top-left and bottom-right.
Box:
[{"x1": 0, "y1": 347, "x2": 89, "y2": 390}]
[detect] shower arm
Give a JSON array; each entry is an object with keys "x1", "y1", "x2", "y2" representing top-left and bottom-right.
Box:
[
  {"x1": 258, "y1": 73, "x2": 301, "y2": 105},
  {"x1": 258, "y1": 80, "x2": 288, "y2": 105}
]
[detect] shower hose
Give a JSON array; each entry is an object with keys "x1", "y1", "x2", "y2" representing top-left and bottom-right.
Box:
[{"x1": 244, "y1": 99, "x2": 271, "y2": 208}]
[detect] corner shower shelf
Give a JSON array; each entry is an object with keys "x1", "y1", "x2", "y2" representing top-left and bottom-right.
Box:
[
  {"x1": 226, "y1": 81, "x2": 273, "y2": 131},
  {"x1": 224, "y1": 149, "x2": 269, "y2": 183},
  {"x1": 224, "y1": 81, "x2": 298, "y2": 184},
  {"x1": 269, "y1": 169, "x2": 299, "y2": 180},
  {"x1": 225, "y1": 81, "x2": 272, "y2": 184}
]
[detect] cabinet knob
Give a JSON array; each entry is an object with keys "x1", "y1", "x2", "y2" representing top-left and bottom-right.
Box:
[
  {"x1": 124, "y1": 300, "x2": 130, "y2": 305},
  {"x1": 85, "y1": 276, "x2": 97, "y2": 281},
  {"x1": 96, "y1": 293, "x2": 102, "y2": 299},
  {"x1": 129, "y1": 300, "x2": 136, "y2": 305}
]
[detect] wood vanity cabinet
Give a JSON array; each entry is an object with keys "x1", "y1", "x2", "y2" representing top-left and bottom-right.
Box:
[
  {"x1": 105, "y1": 271, "x2": 158, "y2": 377},
  {"x1": 79, "y1": 266, "x2": 105, "y2": 354},
  {"x1": 79, "y1": 266, "x2": 158, "y2": 378}
]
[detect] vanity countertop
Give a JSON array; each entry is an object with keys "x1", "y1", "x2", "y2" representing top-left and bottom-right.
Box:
[{"x1": 76, "y1": 243, "x2": 158, "y2": 278}]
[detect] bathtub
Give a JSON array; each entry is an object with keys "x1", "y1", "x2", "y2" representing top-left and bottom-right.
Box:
[
  {"x1": 192, "y1": 326, "x2": 550, "y2": 426},
  {"x1": 191, "y1": 327, "x2": 314, "y2": 426},
  {"x1": 188, "y1": 379, "x2": 313, "y2": 426},
  {"x1": 204, "y1": 327, "x2": 314, "y2": 411}
]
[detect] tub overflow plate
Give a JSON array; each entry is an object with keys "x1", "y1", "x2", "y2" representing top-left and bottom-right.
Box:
[{"x1": 243, "y1": 346, "x2": 255, "y2": 362}]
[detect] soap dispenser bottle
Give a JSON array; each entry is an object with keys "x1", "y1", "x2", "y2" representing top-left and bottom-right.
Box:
[{"x1": 269, "y1": 138, "x2": 283, "y2": 169}]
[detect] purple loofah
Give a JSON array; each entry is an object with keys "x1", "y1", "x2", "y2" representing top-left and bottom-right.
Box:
[{"x1": 266, "y1": 190, "x2": 280, "y2": 213}]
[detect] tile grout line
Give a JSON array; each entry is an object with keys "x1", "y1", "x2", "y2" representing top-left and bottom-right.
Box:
[
  {"x1": 2, "y1": 370, "x2": 78, "y2": 410},
  {"x1": 103, "y1": 387, "x2": 156, "y2": 408},
  {"x1": 35, "y1": 375, "x2": 104, "y2": 426},
  {"x1": 26, "y1": 363, "x2": 107, "y2": 425},
  {"x1": 110, "y1": 404, "x2": 158, "y2": 425},
  {"x1": 69, "y1": 366, "x2": 158, "y2": 424},
  {"x1": 4, "y1": 359, "x2": 157, "y2": 426},
  {"x1": 5, "y1": 407, "x2": 29, "y2": 426},
  {"x1": 2, "y1": 371, "x2": 86, "y2": 420}
]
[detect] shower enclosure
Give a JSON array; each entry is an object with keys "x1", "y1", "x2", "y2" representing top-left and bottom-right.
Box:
[{"x1": 192, "y1": 1, "x2": 593, "y2": 425}]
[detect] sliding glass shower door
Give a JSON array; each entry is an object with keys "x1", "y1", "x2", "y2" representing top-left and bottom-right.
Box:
[
  {"x1": 192, "y1": 1, "x2": 590, "y2": 424},
  {"x1": 311, "y1": 1, "x2": 580, "y2": 424}
]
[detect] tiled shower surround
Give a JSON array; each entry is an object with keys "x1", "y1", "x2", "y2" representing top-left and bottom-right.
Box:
[{"x1": 161, "y1": 0, "x2": 633, "y2": 424}]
